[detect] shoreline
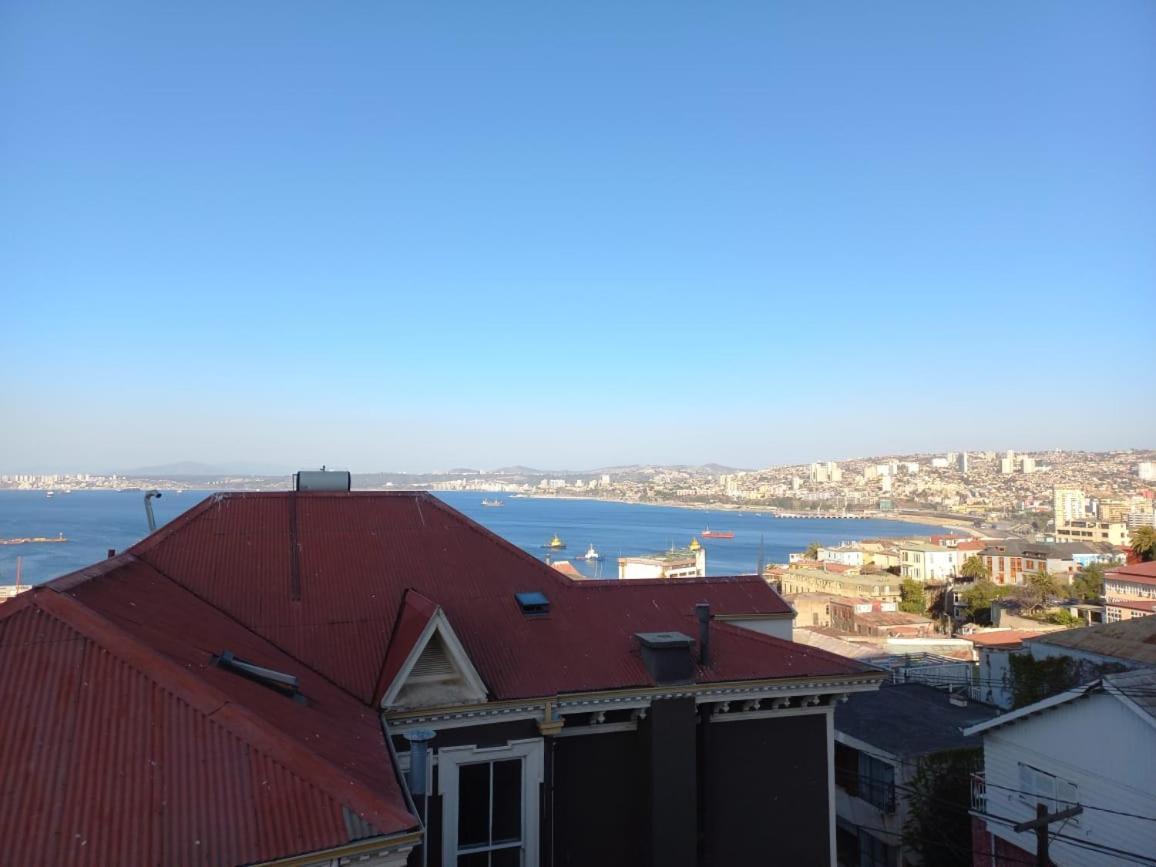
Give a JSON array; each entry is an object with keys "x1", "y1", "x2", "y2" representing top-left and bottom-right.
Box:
[{"x1": 479, "y1": 493, "x2": 965, "y2": 534}]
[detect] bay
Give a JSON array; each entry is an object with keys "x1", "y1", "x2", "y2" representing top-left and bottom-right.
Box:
[{"x1": 0, "y1": 489, "x2": 954, "y2": 586}]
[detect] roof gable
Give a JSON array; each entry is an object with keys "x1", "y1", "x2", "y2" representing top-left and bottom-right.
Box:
[{"x1": 378, "y1": 595, "x2": 488, "y2": 710}]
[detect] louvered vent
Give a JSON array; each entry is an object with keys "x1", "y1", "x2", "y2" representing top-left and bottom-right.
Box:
[{"x1": 410, "y1": 635, "x2": 455, "y2": 680}]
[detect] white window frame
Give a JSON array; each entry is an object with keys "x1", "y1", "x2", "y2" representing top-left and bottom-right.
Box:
[{"x1": 438, "y1": 738, "x2": 544, "y2": 867}]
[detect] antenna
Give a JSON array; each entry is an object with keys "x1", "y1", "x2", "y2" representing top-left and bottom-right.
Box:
[{"x1": 756, "y1": 534, "x2": 765, "y2": 579}]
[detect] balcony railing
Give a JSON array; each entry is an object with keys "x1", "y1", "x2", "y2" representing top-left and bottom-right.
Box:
[{"x1": 971, "y1": 772, "x2": 986, "y2": 814}]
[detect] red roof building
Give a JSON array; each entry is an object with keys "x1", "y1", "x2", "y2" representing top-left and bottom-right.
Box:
[{"x1": 0, "y1": 489, "x2": 883, "y2": 867}]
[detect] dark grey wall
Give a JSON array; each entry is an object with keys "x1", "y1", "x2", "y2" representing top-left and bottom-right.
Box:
[
  {"x1": 551, "y1": 730, "x2": 646, "y2": 867},
  {"x1": 701, "y1": 713, "x2": 832, "y2": 866}
]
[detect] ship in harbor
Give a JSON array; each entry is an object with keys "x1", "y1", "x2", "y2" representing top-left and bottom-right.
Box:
[
  {"x1": 481, "y1": 498, "x2": 504, "y2": 507},
  {"x1": 582, "y1": 543, "x2": 602, "y2": 561},
  {"x1": 544, "y1": 533, "x2": 567, "y2": 550},
  {"x1": 701, "y1": 528, "x2": 735, "y2": 539}
]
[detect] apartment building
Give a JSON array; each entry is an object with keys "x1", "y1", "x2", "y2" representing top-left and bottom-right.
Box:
[{"x1": 898, "y1": 541, "x2": 959, "y2": 581}]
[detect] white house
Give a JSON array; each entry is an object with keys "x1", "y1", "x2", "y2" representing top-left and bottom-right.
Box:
[
  {"x1": 965, "y1": 669, "x2": 1156, "y2": 866},
  {"x1": 898, "y1": 542, "x2": 959, "y2": 581}
]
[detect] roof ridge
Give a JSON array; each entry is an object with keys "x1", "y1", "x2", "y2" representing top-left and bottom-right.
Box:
[
  {"x1": 710, "y1": 619, "x2": 880, "y2": 674},
  {"x1": 129, "y1": 534, "x2": 377, "y2": 705},
  {"x1": 24, "y1": 590, "x2": 417, "y2": 835},
  {"x1": 419, "y1": 493, "x2": 580, "y2": 588}
]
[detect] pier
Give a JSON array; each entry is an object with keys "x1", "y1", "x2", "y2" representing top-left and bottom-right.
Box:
[{"x1": 0, "y1": 532, "x2": 68, "y2": 545}]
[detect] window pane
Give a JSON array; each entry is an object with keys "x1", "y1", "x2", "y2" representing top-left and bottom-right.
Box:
[
  {"x1": 492, "y1": 848, "x2": 522, "y2": 867},
  {"x1": 458, "y1": 762, "x2": 491, "y2": 848},
  {"x1": 458, "y1": 853, "x2": 489, "y2": 867},
  {"x1": 491, "y1": 759, "x2": 523, "y2": 845},
  {"x1": 490, "y1": 850, "x2": 522, "y2": 867}
]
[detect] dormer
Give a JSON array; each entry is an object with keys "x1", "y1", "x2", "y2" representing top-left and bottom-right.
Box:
[{"x1": 377, "y1": 591, "x2": 487, "y2": 710}]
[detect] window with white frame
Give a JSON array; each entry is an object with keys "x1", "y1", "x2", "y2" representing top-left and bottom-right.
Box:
[
  {"x1": 439, "y1": 739, "x2": 543, "y2": 867},
  {"x1": 1018, "y1": 762, "x2": 1079, "y2": 823}
]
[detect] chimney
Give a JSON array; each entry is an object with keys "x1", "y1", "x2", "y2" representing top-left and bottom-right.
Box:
[
  {"x1": 635, "y1": 632, "x2": 694, "y2": 685},
  {"x1": 695, "y1": 602, "x2": 711, "y2": 667}
]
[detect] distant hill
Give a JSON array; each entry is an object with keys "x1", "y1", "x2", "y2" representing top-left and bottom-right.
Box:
[{"x1": 118, "y1": 461, "x2": 293, "y2": 477}]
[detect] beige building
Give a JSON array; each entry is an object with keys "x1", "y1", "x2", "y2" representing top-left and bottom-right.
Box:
[
  {"x1": 778, "y1": 566, "x2": 901, "y2": 603},
  {"x1": 1054, "y1": 519, "x2": 1129, "y2": 547}
]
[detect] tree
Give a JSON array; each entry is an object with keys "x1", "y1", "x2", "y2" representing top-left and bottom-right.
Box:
[
  {"x1": 1014, "y1": 569, "x2": 1062, "y2": 611},
  {"x1": 960, "y1": 579, "x2": 1007, "y2": 624},
  {"x1": 1132, "y1": 526, "x2": 1156, "y2": 562},
  {"x1": 1070, "y1": 562, "x2": 1106, "y2": 602},
  {"x1": 902, "y1": 749, "x2": 981, "y2": 867},
  {"x1": 803, "y1": 540, "x2": 820, "y2": 560},
  {"x1": 960, "y1": 555, "x2": 990, "y2": 580},
  {"x1": 899, "y1": 578, "x2": 926, "y2": 614}
]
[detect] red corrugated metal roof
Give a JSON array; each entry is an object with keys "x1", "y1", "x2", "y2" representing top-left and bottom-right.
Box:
[
  {"x1": 0, "y1": 585, "x2": 418, "y2": 866},
  {"x1": 1, "y1": 490, "x2": 877, "y2": 864},
  {"x1": 120, "y1": 492, "x2": 867, "y2": 704}
]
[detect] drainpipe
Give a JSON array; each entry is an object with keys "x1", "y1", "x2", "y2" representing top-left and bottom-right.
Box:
[{"x1": 695, "y1": 603, "x2": 711, "y2": 667}]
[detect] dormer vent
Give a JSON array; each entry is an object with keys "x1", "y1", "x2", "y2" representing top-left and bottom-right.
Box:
[
  {"x1": 217, "y1": 651, "x2": 304, "y2": 703},
  {"x1": 515, "y1": 591, "x2": 550, "y2": 616}
]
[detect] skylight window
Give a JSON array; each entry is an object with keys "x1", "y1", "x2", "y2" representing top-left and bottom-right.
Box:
[
  {"x1": 514, "y1": 591, "x2": 550, "y2": 616},
  {"x1": 217, "y1": 651, "x2": 305, "y2": 703}
]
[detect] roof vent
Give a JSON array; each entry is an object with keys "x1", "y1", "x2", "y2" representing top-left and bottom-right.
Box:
[
  {"x1": 515, "y1": 591, "x2": 550, "y2": 616},
  {"x1": 294, "y1": 468, "x2": 351, "y2": 492},
  {"x1": 635, "y1": 632, "x2": 695, "y2": 685},
  {"x1": 217, "y1": 651, "x2": 305, "y2": 703}
]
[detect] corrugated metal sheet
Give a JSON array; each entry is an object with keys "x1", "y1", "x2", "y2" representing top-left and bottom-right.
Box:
[
  {"x1": 0, "y1": 590, "x2": 417, "y2": 866},
  {"x1": 124, "y1": 492, "x2": 869, "y2": 704}
]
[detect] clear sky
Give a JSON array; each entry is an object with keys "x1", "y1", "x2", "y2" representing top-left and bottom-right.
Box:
[{"x1": 3, "y1": 1, "x2": 1154, "y2": 473}]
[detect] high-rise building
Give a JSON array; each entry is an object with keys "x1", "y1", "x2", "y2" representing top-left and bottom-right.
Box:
[
  {"x1": 957, "y1": 452, "x2": 969, "y2": 474},
  {"x1": 826, "y1": 462, "x2": 842, "y2": 483},
  {"x1": 1139, "y1": 462, "x2": 1156, "y2": 482},
  {"x1": 1053, "y1": 487, "x2": 1086, "y2": 527},
  {"x1": 1000, "y1": 451, "x2": 1016, "y2": 474},
  {"x1": 1021, "y1": 456, "x2": 1036, "y2": 474}
]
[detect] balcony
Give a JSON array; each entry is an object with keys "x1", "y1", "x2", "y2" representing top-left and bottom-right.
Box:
[{"x1": 971, "y1": 772, "x2": 986, "y2": 814}]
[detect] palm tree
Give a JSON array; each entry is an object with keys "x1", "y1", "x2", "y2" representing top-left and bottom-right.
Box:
[
  {"x1": 960, "y1": 555, "x2": 990, "y2": 580},
  {"x1": 1131, "y1": 526, "x2": 1156, "y2": 562}
]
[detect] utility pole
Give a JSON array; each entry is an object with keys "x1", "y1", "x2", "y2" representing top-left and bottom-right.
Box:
[{"x1": 1014, "y1": 802, "x2": 1083, "y2": 866}]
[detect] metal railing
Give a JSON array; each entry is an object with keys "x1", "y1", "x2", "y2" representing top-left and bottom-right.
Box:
[{"x1": 971, "y1": 772, "x2": 986, "y2": 813}]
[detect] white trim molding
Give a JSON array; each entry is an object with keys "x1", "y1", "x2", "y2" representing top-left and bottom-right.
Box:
[{"x1": 437, "y1": 738, "x2": 544, "y2": 867}]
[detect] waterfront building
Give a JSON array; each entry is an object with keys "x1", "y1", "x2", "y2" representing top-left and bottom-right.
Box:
[
  {"x1": 618, "y1": 540, "x2": 706, "y2": 579},
  {"x1": 0, "y1": 485, "x2": 884, "y2": 867}
]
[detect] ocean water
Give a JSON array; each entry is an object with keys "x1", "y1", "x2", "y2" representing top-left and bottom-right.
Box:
[{"x1": 0, "y1": 489, "x2": 953, "y2": 586}]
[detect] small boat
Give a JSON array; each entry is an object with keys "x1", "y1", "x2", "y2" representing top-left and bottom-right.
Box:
[
  {"x1": 702, "y1": 528, "x2": 734, "y2": 539},
  {"x1": 544, "y1": 533, "x2": 567, "y2": 550},
  {"x1": 481, "y1": 498, "x2": 504, "y2": 507},
  {"x1": 582, "y1": 543, "x2": 602, "y2": 561},
  {"x1": 45, "y1": 491, "x2": 55, "y2": 498}
]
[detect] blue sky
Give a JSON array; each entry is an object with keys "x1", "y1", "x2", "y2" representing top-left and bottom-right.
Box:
[{"x1": 2, "y1": 1, "x2": 1154, "y2": 472}]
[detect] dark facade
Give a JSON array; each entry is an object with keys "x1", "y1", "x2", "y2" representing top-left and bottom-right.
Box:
[{"x1": 399, "y1": 700, "x2": 835, "y2": 867}]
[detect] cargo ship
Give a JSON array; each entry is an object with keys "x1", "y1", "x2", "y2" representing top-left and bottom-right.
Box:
[{"x1": 701, "y1": 529, "x2": 735, "y2": 539}]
